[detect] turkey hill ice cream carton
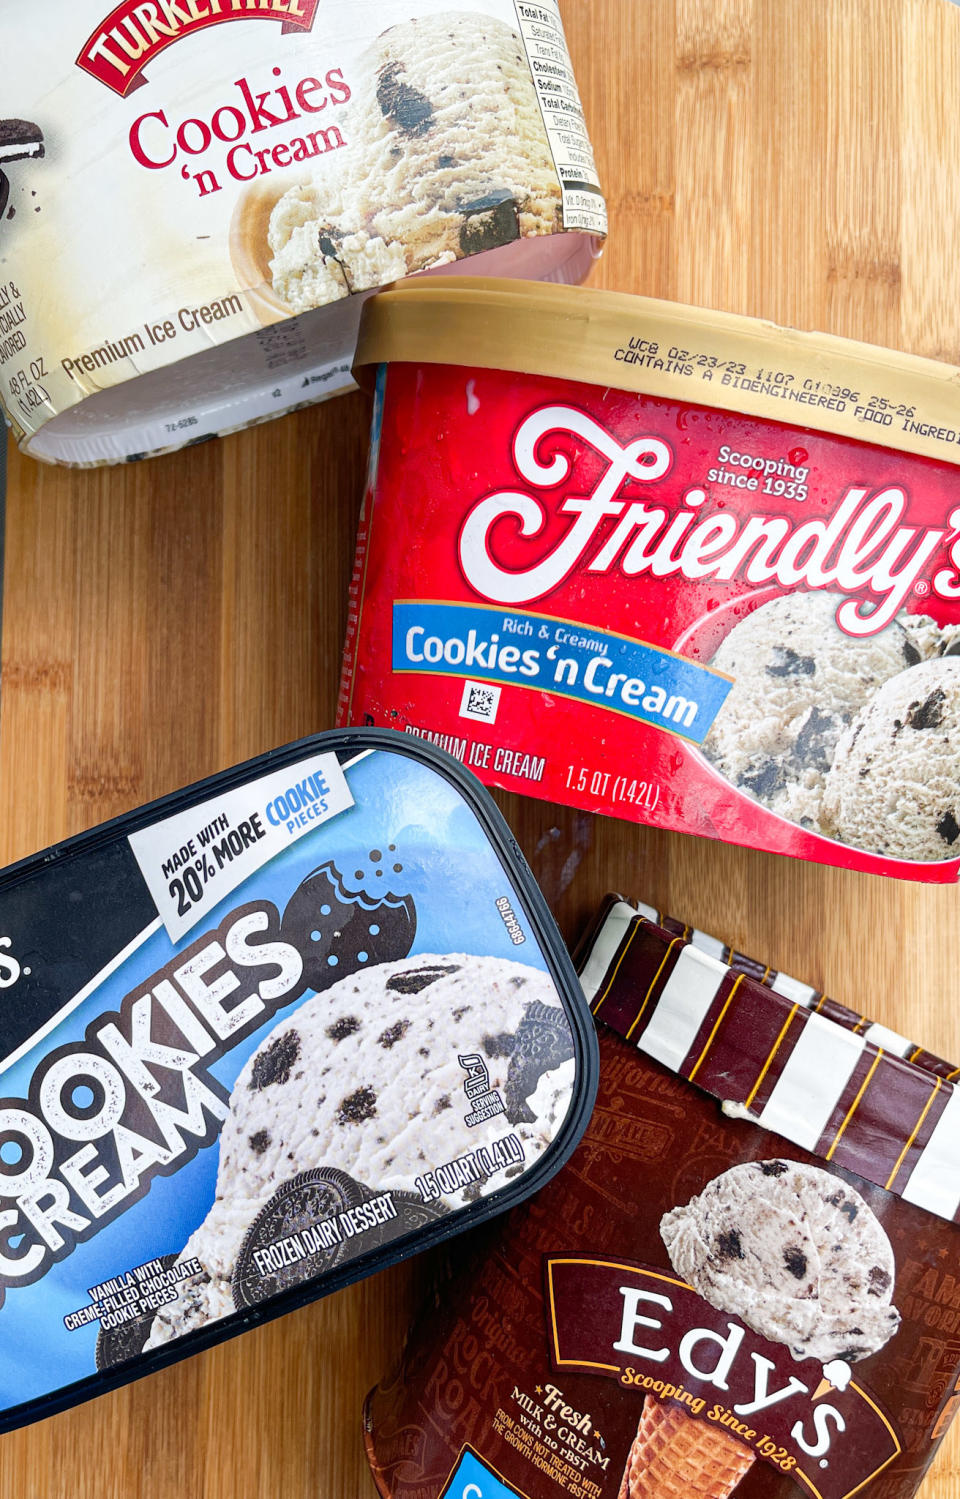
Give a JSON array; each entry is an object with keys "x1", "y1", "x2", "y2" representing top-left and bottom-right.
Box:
[
  {"x1": 340, "y1": 278, "x2": 960, "y2": 883},
  {"x1": 0, "y1": 4, "x2": 604, "y2": 465},
  {"x1": 364, "y1": 897, "x2": 960, "y2": 1499},
  {"x1": 0, "y1": 729, "x2": 595, "y2": 1429}
]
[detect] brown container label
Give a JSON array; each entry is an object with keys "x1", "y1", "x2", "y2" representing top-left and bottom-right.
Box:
[{"x1": 365, "y1": 1019, "x2": 960, "y2": 1499}]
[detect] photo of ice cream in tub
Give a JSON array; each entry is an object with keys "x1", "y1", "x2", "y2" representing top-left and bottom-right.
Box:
[
  {"x1": 230, "y1": 9, "x2": 574, "y2": 324},
  {"x1": 677, "y1": 589, "x2": 960, "y2": 864}
]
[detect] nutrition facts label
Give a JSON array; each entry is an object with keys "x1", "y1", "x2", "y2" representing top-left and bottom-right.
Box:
[{"x1": 515, "y1": 1, "x2": 608, "y2": 236}]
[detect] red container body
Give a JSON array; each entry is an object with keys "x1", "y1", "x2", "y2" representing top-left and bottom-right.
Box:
[{"x1": 339, "y1": 290, "x2": 960, "y2": 883}]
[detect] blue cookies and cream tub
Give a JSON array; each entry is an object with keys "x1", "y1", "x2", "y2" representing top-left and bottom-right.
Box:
[
  {"x1": 0, "y1": 1, "x2": 605, "y2": 465},
  {"x1": 0, "y1": 729, "x2": 595, "y2": 1428}
]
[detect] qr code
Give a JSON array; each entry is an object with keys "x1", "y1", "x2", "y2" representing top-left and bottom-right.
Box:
[{"x1": 459, "y1": 679, "x2": 501, "y2": 723}]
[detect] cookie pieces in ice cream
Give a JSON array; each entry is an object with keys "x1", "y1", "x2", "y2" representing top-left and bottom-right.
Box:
[
  {"x1": 268, "y1": 188, "x2": 407, "y2": 308},
  {"x1": 145, "y1": 953, "x2": 575, "y2": 1348},
  {"x1": 268, "y1": 12, "x2": 562, "y2": 311},
  {"x1": 215, "y1": 952, "x2": 574, "y2": 1212},
  {"x1": 821, "y1": 657, "x2": 960, "y2": 861},
  {"x1": 660, "y1": 1159, "x2": 900, "y2": 1364},
  {"x1": 702, "y1": 592, "x2": 920, "y2": 828}
]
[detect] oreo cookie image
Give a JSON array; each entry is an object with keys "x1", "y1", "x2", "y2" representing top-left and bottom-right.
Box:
[
  {"x1": 94, "y1": 1254, "x2": 180, "y2": 1371},
  {"x1": 281, "y1": 853, "x2": 416, "y2": 992},
  {"x1": 503, "y1": 1000, "x2": 577, "y2": 1125},
  {"x1": 0, "y1": 120, "x2": 44, "y2": 166},
  {"x1": 0, "y1": 120, "x2": 44, "y2": 228},
  {"x1": 232, "y1": 1169, "x2": 446, "y2": 1309}
]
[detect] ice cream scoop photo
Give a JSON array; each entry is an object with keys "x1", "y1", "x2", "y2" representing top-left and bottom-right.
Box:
[
  {"x1": 699, "y1": 591, "x2": 960, "y2": 861},
  {"x1": 142, "y1": 951, "x2": 576, "y2": 1353},
  {"x1": 267, "y1": 11, "x2": 562, "y2": 310},
  {"x1": 660, "y1": 1159, "x2": 900, "y2": 1366},
  {"x1": 821, "y1": 657, "x2": 960, "y2": 861}
]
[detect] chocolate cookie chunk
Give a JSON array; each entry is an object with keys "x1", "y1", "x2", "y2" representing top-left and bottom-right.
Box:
[
  {"x1": 385, "y1": 963, "x2": 458, "y2": 995},
  {"x1": 249, "y1": 1028, "x2": 301, "y2": 1091},
  {"x1": 459, "y1": 190, "x2": 522, "y2": 255},
  {"x1": 376, "y1": 62, "x2": 435, "y2": 137}
]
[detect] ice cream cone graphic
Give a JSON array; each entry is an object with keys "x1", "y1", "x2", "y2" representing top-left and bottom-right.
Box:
[{"x1": 617, "y1": 1396, "x2": 754, "y2": 1499}]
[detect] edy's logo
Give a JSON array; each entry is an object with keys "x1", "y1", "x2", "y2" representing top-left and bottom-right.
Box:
[
  {"x1": 77, "y1": 0, "x2": 321, "y2": 97},
  {"x1": 458, "y1": 405, "x2": 960, "y2": 637},
  {"x1": 546, "y1": 1258, "x2": 901, "y2": 1499}
]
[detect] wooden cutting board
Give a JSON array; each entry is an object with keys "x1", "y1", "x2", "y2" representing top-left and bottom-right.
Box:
[{"x1": 2, "y1": 0, "x2": 960, "y2": 1494}]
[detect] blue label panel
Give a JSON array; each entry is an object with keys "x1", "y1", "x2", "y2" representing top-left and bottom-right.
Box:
[
  {"x1": 392, "y1": 601, "x2": 732, "y2": 745},
  {"x1": 441, "y1": 1449, "x2": 524, "y2": 1499},
  {"x1": 0, "y1": 748, "x2": 562, "y2": 1418}
]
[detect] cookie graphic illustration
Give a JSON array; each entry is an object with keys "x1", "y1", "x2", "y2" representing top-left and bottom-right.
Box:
[
  {"x1": 280, "y1": 853, "x2": 416, "y2": 991},
  {"x1": 503, "y1": 1000, "x2": 577, "y2": 1124},
  {"x1": 0, "y1": 119, "x2": 44, "y2": 228},
  {"x1": 232, "y1": 1167, "x2": 370, "y2": 1300},
  {"x1": 0, "y1": 120, "x2": 44, "y2": 166}
]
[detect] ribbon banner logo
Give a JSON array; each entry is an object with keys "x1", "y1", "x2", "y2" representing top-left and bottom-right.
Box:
[{"x1": 77, "y1": 0, "x2": 321, "y2": 96}]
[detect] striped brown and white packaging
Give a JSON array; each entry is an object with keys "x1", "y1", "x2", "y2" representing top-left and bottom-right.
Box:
[{"x1": 364, "y1": 898, "x2": 960, "y2": 1499}]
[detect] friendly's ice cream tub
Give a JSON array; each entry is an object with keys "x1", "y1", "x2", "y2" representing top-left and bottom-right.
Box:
[
  {"x1": 0, "y1": 4, "x2": 604, "y2": 466},
  {"x1": 338, "y1": 278, "x2": 960, "y2": 882},
  {"x1": 365, "y1": 896, "x2": 960, "y2": 1499},
  {"x1": 0, "y1": 728, "x2": 595, "y2": 1429}
]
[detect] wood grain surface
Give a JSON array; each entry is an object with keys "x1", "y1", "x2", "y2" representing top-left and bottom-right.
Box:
[{"x1": 3, "y1": 0, "x2": 960, "y2": 1493}]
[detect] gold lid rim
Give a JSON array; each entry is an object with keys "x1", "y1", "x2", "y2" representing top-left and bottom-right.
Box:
[{"x1": 354, "y1": 278, "x2": 960, "y2": 467}]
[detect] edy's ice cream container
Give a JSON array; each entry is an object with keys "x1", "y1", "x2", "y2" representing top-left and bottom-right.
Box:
[
  {"x1": 0, "y1": 4, "x2": 604, "y2": 466},
  {"x1": 339, "y1": 278, "x2": 960, "y2": 883},
  {"x1": 365, "y1": 897, "x2": 960, "y2": 1499},
  {"x1": 0, "y1": 728, "x2": 595, "y2": 1430}
]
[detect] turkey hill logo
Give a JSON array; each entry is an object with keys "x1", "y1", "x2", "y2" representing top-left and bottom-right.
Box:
[{"x1": 77, "y1": 0, "x2": 321, "y2": 97}]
